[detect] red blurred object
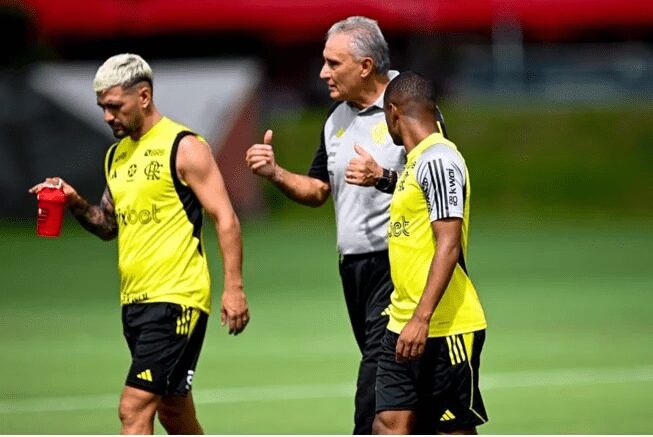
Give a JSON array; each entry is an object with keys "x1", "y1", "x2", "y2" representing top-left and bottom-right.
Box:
[
  {"x1": 16, "y1": 0, "x2": 653, "y2": 43},
  {"x1": 36, "y1": 187, "x2": 66, "y2": 237}
]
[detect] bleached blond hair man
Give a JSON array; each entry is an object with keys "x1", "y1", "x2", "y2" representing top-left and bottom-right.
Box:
[{"x1": 30, "y1": 54, "x2": 250, "y2": 434}]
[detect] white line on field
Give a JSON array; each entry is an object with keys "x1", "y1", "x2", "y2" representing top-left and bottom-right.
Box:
[{"x1": 1, "y1": 365, "x2": 652, "y2": 414}]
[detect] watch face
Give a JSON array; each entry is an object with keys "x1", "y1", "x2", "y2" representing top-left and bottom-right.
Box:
[
  {"x1": 376, "y1": 168, "x2": 394, "y2": 191},
  {"x1": 376, "y1": 176, "x2": 390, "y2": 190}
]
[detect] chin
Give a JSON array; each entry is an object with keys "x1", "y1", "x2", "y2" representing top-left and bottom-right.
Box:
[{"x1": 329, "y1": 90, "x2": 345, "y2": 101}]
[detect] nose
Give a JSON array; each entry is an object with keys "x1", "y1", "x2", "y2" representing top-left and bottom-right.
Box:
[
  {"x1": 319, "y1": 62, "x2": 330, "y2": 80},
  {"x1": 103, "y1": 108, "x2": 114, "y2": 123}
]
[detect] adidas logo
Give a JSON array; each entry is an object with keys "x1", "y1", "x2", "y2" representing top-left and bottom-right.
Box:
[
  {"x1": 136, "y1": 369, "x2": 153, "y2": 382},
  {"x1": 440, "y1": 409, "x2": 456, "y2": 422}
]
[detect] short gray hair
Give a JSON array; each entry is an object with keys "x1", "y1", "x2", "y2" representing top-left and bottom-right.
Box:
[
  {"x1": 92, "y1": 53, "x2": 153, "y2": 93},
  {"x1": 327, "y1": 16, "x2": 390, "y2": 74}
]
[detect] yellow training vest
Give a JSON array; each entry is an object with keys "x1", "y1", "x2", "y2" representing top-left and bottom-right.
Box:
[
  {"x1": 105, "y1": 117, "x2": 211, "y2": 313},
  {"x1": 386, "y1": 133, "x2": 486, "y2": 337}
]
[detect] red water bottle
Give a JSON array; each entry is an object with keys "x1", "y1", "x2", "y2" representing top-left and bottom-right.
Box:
[{"x1": 37, "y1": 186, "x2": 66, "y2": 237}]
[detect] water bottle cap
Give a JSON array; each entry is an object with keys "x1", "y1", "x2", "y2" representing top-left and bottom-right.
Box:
[{"x1": 38, "y1": 186, "x2": 66, "y2": 203}]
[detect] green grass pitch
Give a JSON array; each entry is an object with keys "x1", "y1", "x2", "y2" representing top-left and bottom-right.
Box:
[{"x1": 1, "y1": 214, "x2": 652, "y2": 433}]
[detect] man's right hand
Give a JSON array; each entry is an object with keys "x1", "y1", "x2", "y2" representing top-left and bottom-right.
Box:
[
  {"x1": 29, "y1": 177, "x2": 80, "y2": 204},
  {"x1": 245, "y1": 129, "x2": 277, "y2": 180}
]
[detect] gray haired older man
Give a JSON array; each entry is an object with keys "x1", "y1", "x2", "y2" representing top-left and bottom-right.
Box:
[{"x1": 246, "y1": 16, "x2": 440, "y2": 433}]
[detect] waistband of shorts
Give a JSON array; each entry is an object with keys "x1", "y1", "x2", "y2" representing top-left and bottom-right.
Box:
[{"x1": 340, "y1": 249, "x2": 388, "y2": 263}]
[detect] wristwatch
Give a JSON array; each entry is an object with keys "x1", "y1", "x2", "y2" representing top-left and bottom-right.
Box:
[{"x1": 375, "y1": 168, "x2": 397, "y2": 193}]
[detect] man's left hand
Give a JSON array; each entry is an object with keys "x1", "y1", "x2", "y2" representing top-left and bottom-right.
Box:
[
  {"x1": 395, "y1": 317, "x2": 429, "y2": 362},
  {"x1": 220, "y1": 287, "x2": 249, "y2": 335},
  {"x1": 345, "y1": 144, "x2": 382, "y2": 186}
]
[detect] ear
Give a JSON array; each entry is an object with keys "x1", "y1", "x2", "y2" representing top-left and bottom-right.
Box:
[
  {"x1": 138, "y1": 84, "x2": 152, "y2": 109},
  {"x1": 388, "y1": 102, "x2": 400, "y2": 124},
  {"x1": 360, "y1": 57, "x2": 374, "y2": 79},
  {"x1": 385, "y1": 102, "x2": 399, "y2": 130}
]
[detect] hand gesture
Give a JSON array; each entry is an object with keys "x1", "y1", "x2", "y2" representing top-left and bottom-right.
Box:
[
  {"x1": 28, "y1": 177, "x2": 78, "y2": 201},
  {"x1": 220, "y1": 287, "x2": 250, "y2": 336},
  {"x1": 345, "y1": 144, "x2": 382, "y2": 186},
  {"x1": 245, "y1": 129, "x2": 277, "y2": 179},
  {"x1": 395, "y1": 316, "x2": 429, "y2": 362}
]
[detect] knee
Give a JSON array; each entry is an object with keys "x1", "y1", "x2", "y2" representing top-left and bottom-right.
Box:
[
  {"x1": 373, "y1": 412, "x2": 412, "y2": 435},
  {"x1": 119, "y1": 399, "x2": 153, "y2": 428},
  {"x1": 157, "y1": 403, "x2": 183, "y2": 430},
  {"x1": 372, "y1": 415, "x2": 388, "y2": 435},
  {"x1": 118, "y1": 394, "x2": 157, "y2": 430},
  {"x1": 157, "y1": 400, "x2": 201, "y2": 434},
  {"x1": 118, "y1": 400, "x2": 135, "y2": 425}
]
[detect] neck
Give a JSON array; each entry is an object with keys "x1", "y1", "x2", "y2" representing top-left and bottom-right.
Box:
[
  {"x1": 402, "y1": 119, "x2": 439, "y2": 154},
  {"x1": 349, "y1": 73, "x2": 389, "y2": 110},
  {"x1": 130, "y1": 106, "x2": 162, "y2": 140}
]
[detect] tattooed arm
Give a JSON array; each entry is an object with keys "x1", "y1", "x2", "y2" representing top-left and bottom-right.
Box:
[
  {"x1": 29, "y1": 177, "x2": 118, "y2": 241},
  {"x1": 68, "y1": 187, "x2": 118, "y2": 240}
]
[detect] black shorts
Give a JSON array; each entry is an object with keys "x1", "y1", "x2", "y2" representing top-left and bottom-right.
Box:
[
  {"x1": 376, "y1": 329, "x2": 488, "y2": 433},
  {"x1": 122, "y1": 302, "x2": 208, "y2": 396}
]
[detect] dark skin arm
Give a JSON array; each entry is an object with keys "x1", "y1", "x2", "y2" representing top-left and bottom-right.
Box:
[
  {"x1": 395, "y1": 217, "x2": 462, "y2": 362},
  {"x1": 29, "y1": 177, "x2": 117, "y2": 241}
]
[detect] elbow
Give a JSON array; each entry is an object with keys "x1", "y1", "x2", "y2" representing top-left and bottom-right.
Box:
[
  {"x1": 306, "y1": 185, "x2": 330, "y2": 207},
  {"x1": 450, "y1": 244, "x2": 461, "y2": 260},
  {"x1": 438, "y1": 239, "x2": 461, "y2": 259},
  {"x1": 306, "y1": 196, "x2": 327, "y2": 208},
  {"x1": 215, "y1": 211, "x2": 241, "y2": 236},
  {"x1": 293, "y1": 190, "x2": 328, "y2": 208},
  {"x1": 448, "y1": 244, "x2": 461, "y2": 262},
  {"x1": 284, "y1": 177, "x2": 329, "y2": 207}
]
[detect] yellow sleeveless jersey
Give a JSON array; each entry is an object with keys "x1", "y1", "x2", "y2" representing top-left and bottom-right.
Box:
[
  {"x1": 386, "y1": 132, "x2": 486, "y2": 337},
  {"x1": 104, "y1": 117, "x2": 211, "y2": 313}
]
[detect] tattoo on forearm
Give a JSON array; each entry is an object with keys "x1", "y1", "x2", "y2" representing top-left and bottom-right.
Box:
[{"x1": 69, "y1": 189, "x2": 118, "y2": 240}]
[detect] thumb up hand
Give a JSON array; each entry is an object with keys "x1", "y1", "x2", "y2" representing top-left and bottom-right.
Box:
[
  {"x1": 263, "y1": 129, "x2": 273, "y2": 146},
  {"x1": 345, "y1": 144, "x2": 383, "y2": 186},
  {"x1": 353, "y1": 144, "x2": 371, "y2": 159},
  {"x1": 245, "y1": 129, "x2": 277, "y2": 179}
]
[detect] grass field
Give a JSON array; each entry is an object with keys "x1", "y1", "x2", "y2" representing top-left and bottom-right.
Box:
[
  {"x1": 267, "y1": 104, "x2": 653, "y2": 217},
  {"x1": 1, "y1": 213, "x2": 652, "y2": 433}
]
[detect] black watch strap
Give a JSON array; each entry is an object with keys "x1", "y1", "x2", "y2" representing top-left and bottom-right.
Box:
[{"x1": 375, "y1": 168, "x2": 397, "y2": 194}]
